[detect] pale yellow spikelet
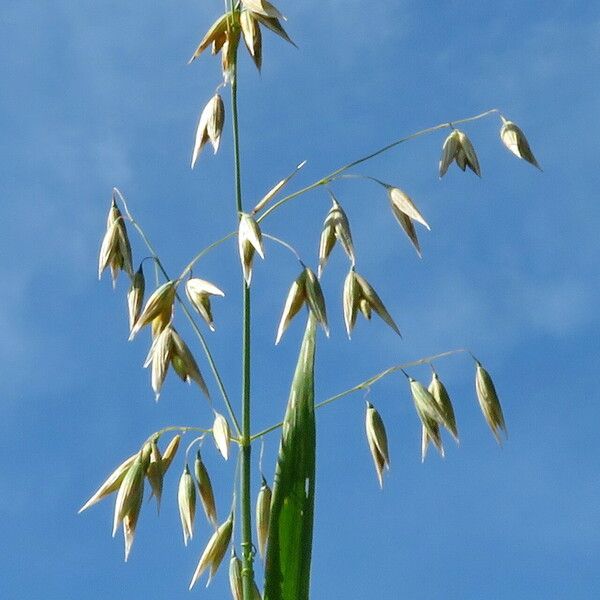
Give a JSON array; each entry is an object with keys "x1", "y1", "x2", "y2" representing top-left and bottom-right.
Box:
[
  {"x1": 170, "y1": 328, "x2": 210, "y2": 398},
  {"x1": 352, "y1": 271, "x2": 400, "y2": 336},
  {"x1": 365, "y1": 402, "x2": 390, "y2": 488},
  {"x1": 251, "y1": 161, "x2": 306, "y2": 214},
  {"x1": 185, "y1": 277, "x2": 225, "y2": 332},
  {"x1": 428, "y1": 371, "x2": 459, "y2": 443},
  {"x1": 238, "y1": 213, "x2": 264, "y2": 286},
  {"x1": 255, "y1": 476, "x2": 272, "y2": 558},
  {"x1": 127, "y1": 265, "x2": 145, "y2": 332},
  {"x1": 146, "y1": 438, "x2": 163, "y2": 513},
  {"x1": 229, "y1": 551, "x2": 243, "y2": 600},
  {"x1": 318, "y1": 193, "x2": 355, "y2": 276},
  {"x1": 303, "y1": 267, "x2": 329, "y2": 337},
  {"x1": 389, "y1": 202, "x2": 422, "y2": 257},
  {"x1": 78, "y1": 453, "x2": 137, "y2": 513},
  {"x1": 439, "y1": 129, "x2": 461, "y2": 177},
  {"x1": 195, "y1": 451, "x2": 218, "y2": 527},
  {"x1": 129, "y1": 280, "x2": 176, "y2": 339},
  {"x1": 457, "y1": 131, "x2": 481, "y2": 176},
  {"x1": 475, "y1": 361, "x2": 507, "y2": 443},
  {"x1": 500, "y1": 117, "x2": 541, "y2": 170},
  {"x1": 241, "y1": 10, "x2": 262, "y2": 71},
  {"x1": 275, "y1": 271, "x2": 307, "y2": 344},
  {"x1": 178, "y1": 464, "x2": 197, "y2": 546},
  {"x1": 161, "y1": 434, "x2": 181, "y2": 474},
  {"x1": 192, "y1": 94, "x2": 225, "y2": 168},
  {"x1": 112, "y1": 452, "x2": 145, "y2": 539},
  {"x1": 387, "y1": 186, "x2": 430, "y2": 230},
  {"x1": 189, "y1": 513, "x2": 233, "y2": 589},
  {"x1": 253, "y1": 14, "x2": 296, "y2": 47},
  {"x1": 213, "y1": 412, "x2": 231, "y2": 460},
  {"x1": 188, "y1": 13, "x2": 231, "y2": 63},
  {"x1": 408, "y1": 377, "x2": 445, "y2": 458},
  {"x1": 143, "y1": 325, "x2": 174, "y2": 400},
  {"x1": 242, "y1": 0, "x2": 285, "y2": 20},
  {"x1": 342, "y1": 268, "x2": 360, "y2": 337}
]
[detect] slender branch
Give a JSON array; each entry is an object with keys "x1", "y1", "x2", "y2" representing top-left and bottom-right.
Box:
[
  {"x1": 178, "y1": 231, "x2": 236, "y2": 280},
  {"x1": 250, "y1": 348, "x2": 469, "y2": 440},
  {"x1": 119, "y1": 195, "x2": 241, "y2": 437},
  {"x1": 263, "y1": 233, "x2": 303, "y2": 263},
  {"x1": 142, "y1": 425, "x2": 209, "y2": 447},
  {"x1": 257, "y1": 108, "x2": 501, "y2": 222}
]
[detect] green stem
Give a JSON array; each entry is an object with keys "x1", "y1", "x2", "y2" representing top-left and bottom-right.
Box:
[
  {"x1": 250, "y1": 348, "x2": 468, "y2": 440},
  {"x1": 229, "y1": 45, "x2": 255, "y2": 600}
]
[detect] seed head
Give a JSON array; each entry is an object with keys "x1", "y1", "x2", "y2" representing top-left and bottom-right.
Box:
[
  {"x1": 78, "y1": 452, "x2": 137, "y2": 513},
  {"x1": 251, "y1": 160, "x2": 306, "y2": 215},
  {"x1": 191, "y1": 94, "x2": 225, "y2": 168},
  {"x1": 318, "y1": 194, "x2": 355, "y2": 277},
  {"x1": 189, "y1": 13, "x2": 231, "y2": 63},
  {"x1": 408, "y1": 377, "x2": 445, "y2": 459},
  {"x1": 241, "y1": 10, "x2": 262, "y2": 71},
  {"x1": 177, "y1": 464, "x2": 196, "y2": 546},
  {"x1": 127, "y1": 265, "x2": 145, "y2": 332},
  {"x1": 185, "y1": 277, "x2": 225, "y2": 332},
  {"x1": 129, "y1": 280, "x2": 176, "y2": 340},
  {"x1": 365, "y1": 402, "x2": 390, "y2": 488},
  {"x1": 500, "y1": 117, "x2": 541, "y2": 170},
  {"x1": 242, "y1": 0, "x2": 285, "y2": 19},
  {"x1": 428, "y1": 371, "x2": 459, "y2": 443},
  {"x1": 255, "y1": 476, "x2": 272, "y2": 558},
  {"x1": 238, "y1": 213, "x2": 264, "y2": 286},
  {"x1": 98, "y1": 195, "x2": 134, "y2": 286},
  {"x1": 475, "y1": 361, "x2": 507, "y2": 443},
  {"x1": 439, "y1": 129, "x2": 481, "y2": 177},
  {"x1": 170, "y1": 328, "x2": 210, "y2": 397},
  {"x1": 146, "y1": 438, "x2": 163, "y2": 513},
  {"x1": 161, "y1": 434, "x2": 181, "y2": 474},
  {"x1": 276, "y1": 267, "x2": 328, "y2": 344},
  {"x1": 229, "y1": 551, "x2": 243, "y2": 600},
  {"x1": 189, "y1": 513, "x2": 234, "y2": 589},
  {"x1": 253, "y1": 13, "x2": 296, "y2": 47},
  {"x1": 343, "y1": 269, "x2": 400, "y2": 338},
  {"x1": 112, "y1": 452, "x2": 145, "y2": 542},
  {"x1": 390, "y1": 206, "x2": 422, "y2": 257},
  {"x1": 195, "y1": 450, "x2": 218, "y2": 527},
  {"x1": 387, "y1": 186, "x2": 430, "y2": 231},
  {"x1": 143, "y1": 325, "x2": 174, "y2": 400},
  {"x1": 213, "y1": 412, "x2": 231, "y2": 461}
]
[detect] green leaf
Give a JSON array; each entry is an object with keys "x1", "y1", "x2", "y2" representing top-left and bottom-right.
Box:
[{"x1": 264, "y1": 316, "x2": 317, "y2": 600}]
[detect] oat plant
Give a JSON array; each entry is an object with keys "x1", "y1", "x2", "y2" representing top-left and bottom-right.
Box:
[{"x1": 82, "y1": 2, "x2": 540, "y2": 599}]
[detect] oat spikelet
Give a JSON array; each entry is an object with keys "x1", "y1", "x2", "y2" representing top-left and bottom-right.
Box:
[
  {"x1": 195, "y1": 451, "x2": 218, "y2": 527},
  {"x1": 129, "y1": 280, "x2": 176, "y2": 339},
  {"x1": 500, "y1": 116, "x2": 541, "y2": 170},
  {"x1": 170, "y1": 328, "x2": 210, "y2": 398},
  {"x1": 255, "y1": 476, "x2": 272, "y2": 558},
  {"x1": 343, "y1": 269, "x2": 400, "y2": 338},
  {"x1": 78, "y1": 453, "x2": 137, "y2": 513},
  {"x1": 185, "y1": 277, "x2": 225, "y2": 332},
  {"x1": 408, "y1": 377, "x2": 445, "y2": 458},
  {"x1": 238, "y1": 213, "x2": 264, "y2": 286},
  {"x1": 146, "y1": 438, "x2": 164, "y2": 513},
  {"x1": 189, "y1": 513, "x2": 233, "y2": 589},
  {"x1": 387, "y1": 186, "x2": 430, "y2": 230},
  {"x1": 98, "y1": 194, "x2": 134, "y2": 286},
  {"x1": 229, "y1": 551, "x2": 243, "y2": 600},
  {"x1": 112, "y1": 452, "x2": 145, "y2": 540},
  {"x1": 475, "y1": 361, "x2": 507, "y2": 443},
  {"x1": 242, "y1": 0, "x2": 285, "y2": 20},
  {"x1": 191, "y1": 94, "x2": 225, "y2": 168},
  {"x1": 251, "y1": 160, "x2": 306, "y2": 215},
  {"x1": 241, "y1": 10, "x2": 263, "y2": 71},
  {"x1": 318, "y1": 193, "x2": 355, "y2": 277},
  {"x1": 189, "y1": 13, "x2": 231, "y2": 63},
  {"x1": 365, "y1": 402, "x2": 390, "y2": 488},
  {"x1": 127, "y1": 265, "x2": 145, "y2": 331},
  {"x1": 161, "y1": 434, "x2": 181, "y2": 473},
  {"x1": 439, "y1": 129, "x2": 481, "y2": 177},
  {"x1": 428, "y1": 371, "x2": 459, "y2": 443},
  {"x1": 143, "y1": 325, "x2": 174, "y2": 400},
  {"x1": 178, "y1": 464, "x2": 196, "y2": 546},
  {"x1": 276, "y1": 268, "x2": 328, "y2": 344},
  {"x1": 213, "y1": 412, "x2": 231, "y2": 460}
]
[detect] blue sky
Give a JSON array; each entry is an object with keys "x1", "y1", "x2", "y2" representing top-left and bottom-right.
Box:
[{"x1": 2, "y1": 1, "x2": 600, "y2": 598}]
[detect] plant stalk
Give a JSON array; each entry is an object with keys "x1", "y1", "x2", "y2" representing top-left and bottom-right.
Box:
[{"x1": 229, "y1": 48, "x2": 255, "y2": 600}]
